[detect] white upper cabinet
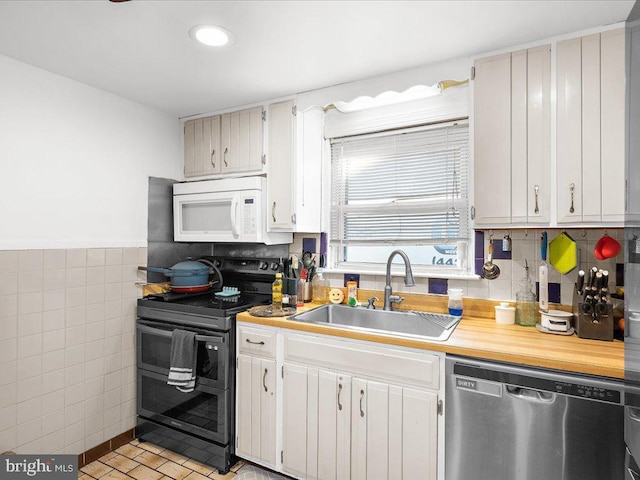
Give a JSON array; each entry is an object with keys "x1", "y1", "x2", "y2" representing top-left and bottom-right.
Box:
[
  {"x1": 221, "y1": 106, "x2": 265, "y2": 174},
  {"x1": 473, "y1": 44, "x2": 551, "y2": 227},
  {"x1": 183, "y1": 115, "x2": 221, "y2": 177},
  {"x1": 628, "y1": 20, "x2": 640, "y2": 226},
  {"x1": 183, "y1": 106, "x2": 264, "y2": 178},
  {"x1": 267, "y1": 99, "x2": 323, "y2": 233},
  {"x1": 556, "y1": 28, "x2": 625, "y2": 224}
]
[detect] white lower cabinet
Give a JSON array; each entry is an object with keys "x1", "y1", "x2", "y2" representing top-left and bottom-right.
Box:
[
  {"x1": 236, "y1": 325, "x2": 278, "y2": 468},
  {"x1": 236, "y1": 323, "x2": 443, "y2": 480},
  {"x1": 282, "y1": 364, "x2": 352, "y2": 480}
]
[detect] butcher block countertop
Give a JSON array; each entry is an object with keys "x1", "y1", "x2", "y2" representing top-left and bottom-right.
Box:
[{"x1": 237, "y1": 290, "x2": 624, "y2": 379}]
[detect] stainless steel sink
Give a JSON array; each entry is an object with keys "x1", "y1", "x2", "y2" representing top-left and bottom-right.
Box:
[{"x1": 288, "y1": 303, "x2": 461, "y2": 341}]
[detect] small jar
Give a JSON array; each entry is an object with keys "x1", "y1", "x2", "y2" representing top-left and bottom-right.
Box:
[
  {"x1": 495, "y1": 302, "x2": 516, "y2": 325},
  {"x1": 448, "y1": 288, "x2": 464, "y2": 316}
]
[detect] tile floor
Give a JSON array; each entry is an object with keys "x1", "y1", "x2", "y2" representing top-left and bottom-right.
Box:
[{"x1": 79, "y1": 439, "x2": 245, "y2": 480}]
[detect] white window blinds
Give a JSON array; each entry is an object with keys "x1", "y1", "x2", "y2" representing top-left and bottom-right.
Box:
[{"x1": 330, "y1": 121, "x2": 469, "y2": 246}]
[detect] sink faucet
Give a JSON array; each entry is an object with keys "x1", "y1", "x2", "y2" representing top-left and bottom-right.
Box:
[{"x1": 383, "y1": 250, "x2": 416, "y2": 310}]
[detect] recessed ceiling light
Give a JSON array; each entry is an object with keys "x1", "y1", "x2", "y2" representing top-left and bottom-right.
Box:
[{"x1": 189, "y1": 25, "x2": 235, "y2": 47}]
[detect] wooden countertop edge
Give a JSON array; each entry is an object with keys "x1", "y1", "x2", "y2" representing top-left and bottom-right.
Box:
[{"x1": 237, "y1": 310, "x2": 624, "y2": 379}]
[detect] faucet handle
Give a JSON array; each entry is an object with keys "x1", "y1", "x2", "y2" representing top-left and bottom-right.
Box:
[
  {"x1": 367, "y1": 297, "x2": 379, "y2": 309},
  {"x1": 388, "y1": 294, "x2": 404, "y2": 306}
]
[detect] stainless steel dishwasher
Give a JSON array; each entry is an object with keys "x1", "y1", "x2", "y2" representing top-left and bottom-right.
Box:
[{"x1": 445, "y1": 355, "x2": 624, "y2": 480}]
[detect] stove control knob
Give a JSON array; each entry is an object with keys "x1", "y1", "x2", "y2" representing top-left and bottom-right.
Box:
[
  {"x1": 270, "y1": 262, "x2": 279, "y2": 271},
  {"x1": 259, "y1": 261, "x2": 269, "y2": 270}
]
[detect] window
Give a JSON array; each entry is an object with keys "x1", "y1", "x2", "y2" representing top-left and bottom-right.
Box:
[{"x1": 329, "y1": 120, "x2": 469, "y2": 273}]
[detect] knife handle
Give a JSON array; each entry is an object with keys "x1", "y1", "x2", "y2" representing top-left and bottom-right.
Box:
[
  {"x1": 541, "y1": 232, "x2": 548, "y2": 261},
  {"x1": 576, "y1": 270, "x2": 585, "y2": 295}
]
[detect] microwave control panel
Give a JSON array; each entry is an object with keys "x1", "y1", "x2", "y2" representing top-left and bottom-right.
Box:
[{"x1": 243, "y1": 197, "x2": 257, "y2": 234}]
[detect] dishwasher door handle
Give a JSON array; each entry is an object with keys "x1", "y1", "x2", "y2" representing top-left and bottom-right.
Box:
[{"x1": 505, "y1": 385, "x2": 554, "y2": 402}]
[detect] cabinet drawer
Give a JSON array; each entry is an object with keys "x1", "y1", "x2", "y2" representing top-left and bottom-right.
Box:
[
  {"x1": 238, "y1": 324, "x2": 277, "y2": 358},
  {"x1": 283, "y1": 332, "x2": 440, "y2": 390}
]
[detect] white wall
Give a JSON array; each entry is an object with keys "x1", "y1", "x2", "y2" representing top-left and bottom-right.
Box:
[
  {"x1": 0, "y1": 54, "x2": 183, "y2": 249},
  {"x1": 0, "y1": 54, "x2": 182, "y2": 455}
]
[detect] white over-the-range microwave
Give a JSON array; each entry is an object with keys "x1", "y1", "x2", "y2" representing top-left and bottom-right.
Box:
[{"x1": 173, "y1": 176, "x2": 292, "y2": 245}]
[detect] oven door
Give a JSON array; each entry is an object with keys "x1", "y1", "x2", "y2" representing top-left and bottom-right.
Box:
[
  {"x1": 137, "y1": 369, "x2": 228, "y2": 445},
  {"x1": 137, "y1": 319, "x2": 229, "y2": 391}
]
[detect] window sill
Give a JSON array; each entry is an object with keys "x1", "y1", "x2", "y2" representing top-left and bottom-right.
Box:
[{"x1": 324, "y1": 265, "x2": 481, "y2": 281}]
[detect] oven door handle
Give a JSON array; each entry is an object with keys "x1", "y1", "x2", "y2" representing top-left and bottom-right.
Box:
[{"x1": 137, "y1": 322, "x2": 226, "y2": 345}]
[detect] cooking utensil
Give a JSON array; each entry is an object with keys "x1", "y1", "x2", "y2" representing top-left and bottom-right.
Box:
[
  {"x1": 145, "y1": 259, "x2": 223, "y2": 292},
  {"x1": 594, "y1": 233, "x2": 621, "y2": 260},
  {"x1": 539, "y1": 232, "x2": 549, "y2": 313},
  {"x1": 147, "y1": 260, "x2": 213, "y2": 287},
  {"x1": 481, "y1": 235, "x2": 501, "y2": 280},
  {"x1": 548, "y1": 232, "x2": 578, "y2": 274}
]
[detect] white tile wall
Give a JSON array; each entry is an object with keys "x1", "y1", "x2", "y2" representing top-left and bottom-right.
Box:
[{"x1": 0, "y1": 247, "x2": 146, "y2": 455}]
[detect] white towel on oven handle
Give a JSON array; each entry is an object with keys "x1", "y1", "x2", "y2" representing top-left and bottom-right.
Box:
[{"x1": 167, "y1": 329, "x2": 197, "y2": 393}]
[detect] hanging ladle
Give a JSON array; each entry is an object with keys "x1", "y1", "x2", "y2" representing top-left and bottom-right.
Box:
[{"x1": 482, "y1": 233, "x2": 501, "y2": 280}]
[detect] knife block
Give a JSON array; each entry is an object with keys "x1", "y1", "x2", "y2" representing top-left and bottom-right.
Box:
[{"x1": 573, "y1": 296, "x2": 614, "y2": 341}]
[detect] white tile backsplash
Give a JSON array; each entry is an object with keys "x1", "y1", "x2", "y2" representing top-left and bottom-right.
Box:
[{"x1": 1, "y1": 247, "x2": 144, "y2": 455}]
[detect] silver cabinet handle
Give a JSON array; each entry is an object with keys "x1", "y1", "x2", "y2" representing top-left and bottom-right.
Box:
[
  {"x1": 263, "y1": 368, "x2": 268, "y2": 392},
  {"x1": 245, "y1": 338, "x2": 265, "y2": 345},
  {"x1": 359, "y1": 389, "x2": 365, "y2": 417},
  {"x1": 337, "y1": 383, "x2": 343, "y2": 411},
  {"x1": 272, "y1": 201, "x2": 277, "y2": 223},
  {"x1": 569, "y1": 183, "x2": 575, "y2": 213},
  {"x1": 534, "y1": 185, "x2": 540, "y2": 214},
  {"x1": 210, "y1": 149, "x2": 215, "y2": 168},
  {"x1": 223, "y1": 147, "x2": 228, "y2": 167}
]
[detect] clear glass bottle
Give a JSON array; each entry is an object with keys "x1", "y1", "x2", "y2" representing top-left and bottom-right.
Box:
[
  {"x1": 516, "y1": 264, "x2": 536, "y2": 326},
  {"x1": 311, "y1": 268, "x2": 329, "y2": 304},
  {"x1": 272, "y1": 273, "x2": 283, "y2": 309}
]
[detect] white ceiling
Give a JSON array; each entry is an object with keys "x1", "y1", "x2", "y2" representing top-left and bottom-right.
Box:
[{"x1": 0, "y1": 0, "x2": 634, "y2": 118}]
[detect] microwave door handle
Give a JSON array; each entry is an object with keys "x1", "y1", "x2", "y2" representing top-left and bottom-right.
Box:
[{"x1": 230, "y1": 195, "x2": 240, "y2": 238}]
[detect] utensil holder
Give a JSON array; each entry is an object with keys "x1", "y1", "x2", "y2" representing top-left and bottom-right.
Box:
[{"x1": 573, "y1": 288, "x2": 614, "y2": 341}]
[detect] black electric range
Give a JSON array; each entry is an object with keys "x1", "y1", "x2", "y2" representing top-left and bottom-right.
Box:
[{"x1": 135, "y1": 256, "x2": 280, "y2": 473}]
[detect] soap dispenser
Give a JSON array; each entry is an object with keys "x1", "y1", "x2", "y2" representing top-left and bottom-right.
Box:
[{"x1": 515, "y1": 261, "x2": 536, "y2": 327}]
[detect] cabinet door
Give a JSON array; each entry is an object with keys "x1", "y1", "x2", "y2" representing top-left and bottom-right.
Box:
[
  {"x1": 526, "y1": 44, "x2": 551, "y2": 223},
  {"x1": 557, "y1": 37, "x2": 584, "y2": 223},
  {"x1": 582, "y1": 33, "x2": 602, "y2": 222},
  {"x1": 557, "y1": 29, "x2": 625, "y2": 225},
  {"x1": 221, "y1": 107, "x2": 264, "y2": 174},
  {"x1": 352, "y1": 379, "x2": 438, "y2": 480},
  {"x1": 601, "y1": 28, "x2": 625, "y2": 223},
  {"x1": 282, "y1": 363, "x2": 309, "y2": 478},
  {"x1": 202, "y1": 115, "x2": 221, "y2": 175},
  {"x1": 184, "y1": 120, "x2": 196, "y2": 177},
  {"x1": 473, "y1": 52, "x2": 512, "y2": 225},
  {"x1": 238, "y1": 106, "x2": 264, "y2": 172},
  {"x1": 236, "y1": 354, "x2": 277, "y2": 467},
  {"x1": 283, "y1": 364, "x2": 352, "y2": 480},
  {"x1": 267, "y1": 100, "x2": 295, "y2": 231},
  {"x1": 628, "y1": 23, "x2": 640, "y2": 226}
]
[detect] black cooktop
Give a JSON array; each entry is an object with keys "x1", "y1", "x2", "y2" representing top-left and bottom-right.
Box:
[{"x1": 138, "y1": 290, "x2": 271, "y2": 318}]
